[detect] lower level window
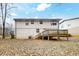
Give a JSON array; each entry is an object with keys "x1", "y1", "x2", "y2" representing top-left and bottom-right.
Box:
[
  {"x1": 36, "y1": 29, "x2": 39, "y2": 33},
  {"x1": 28, "y1": 36, "x2": 32, "y2": 39}
]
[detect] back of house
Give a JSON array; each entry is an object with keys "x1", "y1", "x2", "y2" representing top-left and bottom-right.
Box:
[{"x1": 14, "y1": 18, "x2": 61, "y2": 39}]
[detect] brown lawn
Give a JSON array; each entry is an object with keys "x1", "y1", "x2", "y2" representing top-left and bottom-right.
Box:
[{"x1": 0, "y1": 38, "x2": 79, "y2": 56}]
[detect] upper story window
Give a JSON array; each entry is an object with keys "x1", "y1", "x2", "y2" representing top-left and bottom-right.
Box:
[
  {"x1": 25, "y1": 22, "x2": 29, "y2": 25},
  {"x1": 40, "y1": 21, "x2": 43, "y2": 24},
  {"x1": 31, "y1": 20, "x2": 34, "y2": 24},
  {"x1": 51, "y1": 22, "x2": 57, "y2": 26}
]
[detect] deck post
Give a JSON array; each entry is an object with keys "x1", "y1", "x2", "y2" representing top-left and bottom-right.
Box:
[
  {"x1": 42, "y1": 33, "x2": 44, "y2": 40},
  {"x1": 48, "y1": 31, "x2": 49, "y2": 40},
  {"x1": 67, "y1": 30, "x2": 68, "y2": 40},
  {"x1": 42, "y1": 36, "x2": 43, "y2": 40},
  {"x1": 42, "y1": 36, "x2": 44, "y2": 40},
  {"x1": 48, "y1": 36, "x2": 49, "y2": 40},
  {"x1": 57, "y1": 29, "x2": 60, "y2": 40},
  {"x1": 67, "y1": 36, "x2": 68, "y2": 40},
  {"x1": 57, "y1": 35, "x2": 60, "y2": 40}
]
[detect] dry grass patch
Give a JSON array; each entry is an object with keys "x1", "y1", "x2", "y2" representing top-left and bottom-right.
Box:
[
  {"x1": 0, "y1": 39, "x2": 79, "y2": 56},
  {"x1": 72, "y1": 35, "x2": 79, "y2": 39}
]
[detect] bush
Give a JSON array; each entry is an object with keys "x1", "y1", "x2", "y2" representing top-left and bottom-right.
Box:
[{"x1": 10, "y1": 31, "x2": 15, "y2": 39}]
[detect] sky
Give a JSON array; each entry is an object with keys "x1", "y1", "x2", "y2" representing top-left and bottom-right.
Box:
[
  {"x1": 11, "y1": 3, "x2": 79, "y2": 19},
  {"x1": 1, "y1": 3, "x2": 79, "y2": 28}
]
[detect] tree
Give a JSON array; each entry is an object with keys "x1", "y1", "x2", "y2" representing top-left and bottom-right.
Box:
[{"x1": 0, "y1": 3, "x2": 15, "y2": 39}]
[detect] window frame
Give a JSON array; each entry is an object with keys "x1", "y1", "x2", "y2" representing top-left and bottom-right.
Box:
[
  {"x1": 51, "y1": 22, "x2": 57, "y2": 26},
  {"x1": 39, "y1": 21, "x2": 43, "y2": 24},
  {"x1": 31, "y1": 20, "x2": 34, "y2": 24}
]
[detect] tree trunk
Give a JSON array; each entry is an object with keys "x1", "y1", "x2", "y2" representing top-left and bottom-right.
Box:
[
  {"x1": 0, "y1": 3, "x2": 14, "y2": 39},
  {"x1": 2, "y1": 22, "x2": 5, "y2": 39},
  {"x1": 1, "y1": 3, "x2": 7, "y2": 39}
]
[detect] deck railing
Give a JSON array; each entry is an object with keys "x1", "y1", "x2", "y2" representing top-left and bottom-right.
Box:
[{"x1": 35, "y1": 29, "x2": 69, "y2": 40}]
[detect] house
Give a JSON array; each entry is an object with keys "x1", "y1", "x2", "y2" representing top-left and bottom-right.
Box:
[
  {"x1": 60, "y1": 17, "x2": 79, "y2": 36},
  {"x1": 14, "y1": 18, "x2": 61, "y2": 39}
]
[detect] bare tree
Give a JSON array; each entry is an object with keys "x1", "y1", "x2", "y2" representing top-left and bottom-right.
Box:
[{"x1": 0, "y1": 3, "x2": 15, "y2": 39}]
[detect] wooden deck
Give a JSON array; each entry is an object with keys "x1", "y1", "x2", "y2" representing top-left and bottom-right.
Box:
[{"x1": 35, "y1": 29, "x2": 69, "y2": 40}]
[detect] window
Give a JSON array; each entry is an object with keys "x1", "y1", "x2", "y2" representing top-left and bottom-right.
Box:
[
  {"x1": 51, "y1": 23, "x2": 57, "y2": 26},
  {"x1": 28, "y1": 36, "x2": 32, "y2": 39},
  {"x1": 68, "y1": 24, "x2": 71, "y2": 27},
  {"x1": 36, "y1": 29, "x2": 39, "y2": 33},
  {"x1": 40, "y1": 21, "x2": 43, "y2": 24},
  {"x1": 25, "y1": 23, "x2": 29, "y2": 25},
  {"x1": 61, "y1": 25, "x2": 64, "y2": 28},
  {"x1": 31, "y1": 20, "x2": 34, "y2": 24}
]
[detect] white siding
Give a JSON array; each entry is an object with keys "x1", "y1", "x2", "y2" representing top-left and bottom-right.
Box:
[
  {"x1": 16, "y1": 28, "x2": 45, "y2": 39},
  {"x1": 16, "y1": 21, "x2": 58, "y2": 29},
  {"x1": 15, "y1": 21, "x2": 59, "y2": 39}
]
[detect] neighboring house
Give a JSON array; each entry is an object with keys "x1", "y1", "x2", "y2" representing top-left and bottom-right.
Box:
[
  {"x1": 14, "y1": 18, "x2": 61, "y2": 39},
  {"x1": 60, "y1": 17, "x2": 79, "y2": 36}
]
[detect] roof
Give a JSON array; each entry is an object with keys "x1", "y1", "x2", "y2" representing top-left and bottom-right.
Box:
[
  {"x1": 14, "y1": 18, "x2": 62, "y2": 22},
  {"x1": 59, "y1": 17, "x2": 79, "y2": 24},
  {"x1": 65, "y1": 17, "x2": 79, "y2": 20}
]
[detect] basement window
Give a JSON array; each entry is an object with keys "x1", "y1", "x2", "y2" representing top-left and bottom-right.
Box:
[
  {"x1": 36, "y1": 29, "x2": 39, "y2": 33},
  {"x1": 28, "y1": 36, "x2": 32, "y2": 39}
]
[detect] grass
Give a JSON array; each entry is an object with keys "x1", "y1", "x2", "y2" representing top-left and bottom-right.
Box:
[
  {"x1": 0, "y1": 35, "x2": 11, "y2": 39},
  {"x1": 72, "y1": 35, "x2": 79, "y2": 39}
]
